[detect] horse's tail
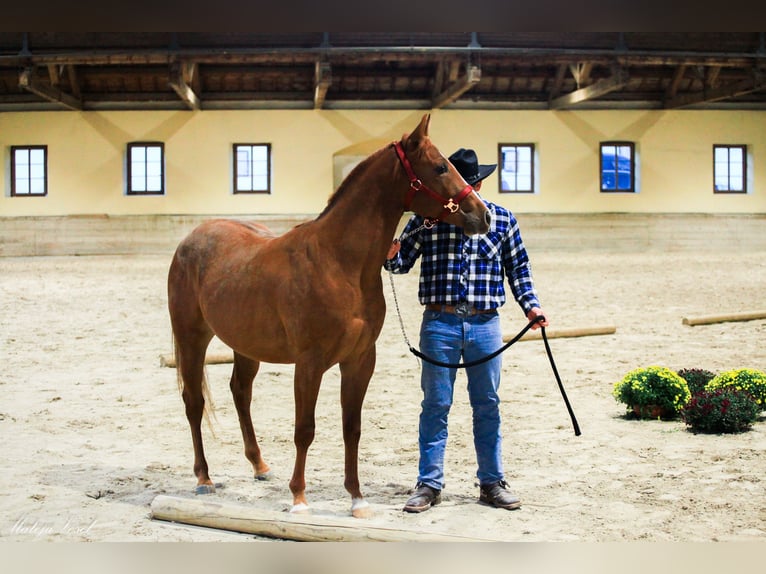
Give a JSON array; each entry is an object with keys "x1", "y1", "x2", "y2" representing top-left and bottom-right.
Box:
[{"x1": 172, "y1": 333, "x2": 217, "y2": 437}]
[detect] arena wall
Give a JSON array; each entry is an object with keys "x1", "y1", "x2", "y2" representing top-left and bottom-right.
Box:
[
  {"x1": 2, "y1": 109, "x2": 764, "y2": 256},
  {"x1": 1, "y1": 108, "x2": 765, "y2": 217}
]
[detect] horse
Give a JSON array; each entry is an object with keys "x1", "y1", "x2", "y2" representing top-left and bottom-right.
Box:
[{"x1": 167, "y1": 113, "x2": 491, "y2": 518}]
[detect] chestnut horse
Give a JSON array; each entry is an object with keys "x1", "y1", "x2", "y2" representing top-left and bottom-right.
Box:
[{"x1": 167, "y1": 114, "x2": 491, "y2": 517}]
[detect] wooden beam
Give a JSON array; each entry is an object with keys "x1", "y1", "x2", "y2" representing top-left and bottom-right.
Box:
[
  {"x1": 160, "y1": 351, "x2": 233, "y2": 368},
  {"x1": 66, "y1": 65, "x2": 81, "y2": 99},
  {"x1": 664, "y1": 64, "x2": 687, "y2": 100},
  {"x1": 548, "y1": 63, "x2": 568, "y2": 102},
  {"x1": 431, "y1": 64, "x2": 480, "y2": 109},
  {"x1": 18, "y1": 67, "x2": 82, "y2": 110},
  {"x1": 313, "y1": 61, "x2": 332, "y2": 109},
  {"x1": 168, "y1": 61, "x2": 200, "y2": 110},
  {"x1": 430, "y1": 59, "x2": 446, "y2": 100},
  {"x1": 47, "y1": 64, "x2": 60, "y2": 86},
  {"x1": 705, "y1": 65, "x2": 722, "y2": 88},
  {"x1": 549, "y1": 67, "x2": 628, "y2": 109},
  {"x1": 569, "y1": 61, "x2": 593, "y2": 88},
  {"x1": 682, "y1": 310, "x2": 766, "y2": 326},
  {"x1": 504, "y1": 324, "x2": 616, "y2": 343},
  {"x1": 150, "y1": 495, "x2": 500, "y2": 542},
  {"x1": 665, "y1": 77, "x2": 765, "y2": 109}
]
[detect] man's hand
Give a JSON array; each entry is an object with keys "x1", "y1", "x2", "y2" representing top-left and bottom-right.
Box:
[
  {"x1": 386, "y1": 239, "x2": 401, "y2": 260},
  {"x1": 527, "y1": 307, "x2": 548, "y2": 330}
]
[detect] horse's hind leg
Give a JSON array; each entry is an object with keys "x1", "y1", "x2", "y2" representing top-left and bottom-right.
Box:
[
  {"x1": 168, "y1": 255, "x2": 216, "y2": 494},
  {"x1": 174, "y1": 327, "x2": 215, "y2": 494},
  {"x1": 339, "y1": 346, "x2": 376, "y2": 518},
  {"x1": 229, "y1": 352, "x2": 271, "y2": 480}
]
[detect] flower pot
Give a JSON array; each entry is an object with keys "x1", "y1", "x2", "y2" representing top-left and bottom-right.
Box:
[{"x1": 632, "y1": 404, "x2": 674, "y2": 419}]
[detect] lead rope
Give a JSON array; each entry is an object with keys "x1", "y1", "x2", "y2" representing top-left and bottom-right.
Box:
[{"x1": 386, "y1": 269, "x2": 581, "y2": 436}]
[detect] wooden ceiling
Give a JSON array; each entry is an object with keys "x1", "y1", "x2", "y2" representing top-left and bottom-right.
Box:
[{"x1": 1, "y1": 32, "x2": 765, "y2": 112}]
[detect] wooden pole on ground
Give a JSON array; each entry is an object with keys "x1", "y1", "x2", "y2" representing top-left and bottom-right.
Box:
[
  {"x1": 682, "y1": 310, "x2": 766, "y2": 326},
  {"x1": 160, "y1": 351, "x2": 234, "y2": 368},
  {"x1": 503, "y1": 324, "x2": 616, "y2": 343},
  {"x1": 150, "y1": 495, "x2": 499, "y2": 542}
]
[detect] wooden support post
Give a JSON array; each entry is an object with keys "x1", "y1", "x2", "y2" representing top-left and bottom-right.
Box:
[
  {"x1": 504, "y1": 324, "x2": 616, "y2": 343},
  {"x1": 160, "y1": 351, "x2": 234, "y2": 368},
  {"x1": 681, "y1": 310, "x2": 766, "y2": 326},
  {"x1": 150, "y1": 495, "x2": 498, "y2": 542}
]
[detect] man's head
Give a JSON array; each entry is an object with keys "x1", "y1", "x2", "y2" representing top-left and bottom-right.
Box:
[{"x1": 448, "y1": 148, "x2": 497, "y2": 190}]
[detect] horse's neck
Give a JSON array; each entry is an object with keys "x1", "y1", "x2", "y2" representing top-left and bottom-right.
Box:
[{"x1": 315, "y1": 169, "x2": 404, "y2": 276}]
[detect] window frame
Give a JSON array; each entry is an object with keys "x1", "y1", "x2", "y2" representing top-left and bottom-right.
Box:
[
  {"x1": 10, "y1": 145, "x2": 48, "y2": 197},
  {"x1": 713, "y1": 144, "x2": 747, "y2": 194},
  {"x1": 127, "y1": 142, "x2": 165, "y2": 196},
  {"x1": 498, "y1": 143, "x2": 536, "y2": 194},
  {"x1": 599, "y1": 141, "x2": 636, "y2": 193},
  {"x1": 233, "y1": 143, "x2": 272, "y2": 194}
]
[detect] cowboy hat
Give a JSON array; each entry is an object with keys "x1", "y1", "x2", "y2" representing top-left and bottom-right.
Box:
[{"x1": 448, "y1": 148, "x2": 497, "y2": 185}]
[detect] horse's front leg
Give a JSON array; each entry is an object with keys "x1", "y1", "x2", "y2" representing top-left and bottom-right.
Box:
[
  {"x1": 339, "y1": 346, "x2": 376, "y2": 518},
  {"x1": 288, "y1": 362, "x2": 324, "y2": 514},
  {"x1": 229, "y1": 352, "x2": 271, "y2": 480}
]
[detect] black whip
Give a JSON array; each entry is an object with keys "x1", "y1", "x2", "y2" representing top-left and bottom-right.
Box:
[{"x1": 410, "y1": 315, "x2": 582, "y2": 436}]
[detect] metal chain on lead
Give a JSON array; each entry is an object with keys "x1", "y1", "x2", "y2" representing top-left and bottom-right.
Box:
[
  {"x1": 386, "y1": 217, "x2": 436, "y2": 351},
  {"x1": 387, "y1": 268, "x2": 413, "y2": 350}
]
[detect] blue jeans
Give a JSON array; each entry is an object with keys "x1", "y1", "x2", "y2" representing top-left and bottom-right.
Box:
[{"x1": 416, "y1": 309, "x2": 504, "y2": 491}]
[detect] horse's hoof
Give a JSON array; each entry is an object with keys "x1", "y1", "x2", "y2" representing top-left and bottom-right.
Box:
[
  {"x1": 254, "y1": 471, "x2": 272, "y2": 481},
  {"x1": 289, "y1": 502, "x2": 311, "y2": 514},
  {"x1": 195, "y1": 483, "x2": 216, "y2": 495},
  {"x1": 351, "y1": 498, "x2": 373, "y2": 519}
]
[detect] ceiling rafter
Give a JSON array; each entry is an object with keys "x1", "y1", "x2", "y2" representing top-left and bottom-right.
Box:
[
  {"x1": 431, "y1": 64, "x2": 481, "y2": 109},
  {"x1": 18, "y1": 66, "x2": 82, "y2": 110},
  {"x1": 665, "y1": 73, "x2": 766, "y2": 109},
  {"x1": 549, "y1": 66, "x2": 629, "y2": 110},
  {"x1": 313, "y1": 60, "x2": 332, "y2": 109},
  {"x1": 2, "y1": 33, "x2": 765, "y2": 111},
  {"x1": 168, "y1": 61, "x2": 200, "y2": 110}
]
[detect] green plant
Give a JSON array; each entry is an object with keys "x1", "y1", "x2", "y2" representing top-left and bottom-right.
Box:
[
  {"x1": 613, "y1": 366, "x2": 691, "y2": 419},
  {"x1": 705, "y1": 368, "x2": 766, "y2": 410},
  {"x1": 681, "y1": 387, "x2": 760, "y2": 433},
  {"x1": 677, "y1": 368, "x2": 716, "y2": 396}
]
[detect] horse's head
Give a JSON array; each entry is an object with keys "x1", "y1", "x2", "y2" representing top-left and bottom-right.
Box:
[{"x1": 396, "y1": 114, "x2": 491, "y2": 235}]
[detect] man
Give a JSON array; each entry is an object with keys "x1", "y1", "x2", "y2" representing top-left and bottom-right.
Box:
[{"x1": 385, "y1": 147, "x2": 548, "y2": 512}]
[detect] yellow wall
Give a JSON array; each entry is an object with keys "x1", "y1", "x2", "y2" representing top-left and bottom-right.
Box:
[{"x1": 1, "y1": 108, "x2": 765, "y2": 216}]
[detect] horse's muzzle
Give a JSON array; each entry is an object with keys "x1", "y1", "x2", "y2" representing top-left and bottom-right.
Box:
[{"x1": 461, "y1": 207, "x2": 491, "y2": 235}]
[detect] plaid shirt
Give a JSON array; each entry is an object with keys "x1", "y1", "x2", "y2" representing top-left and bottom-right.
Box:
[{"x1": 385, "y1": 201, "x2": 540, "y2": 314}]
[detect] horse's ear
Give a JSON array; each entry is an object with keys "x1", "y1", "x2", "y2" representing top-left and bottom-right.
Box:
[
  {"x1": 418, "y1": 113, "x2": 431, "y2": 136},
  {"x1": 407, "y1": 113, "x2": 431, "y2": 148}
]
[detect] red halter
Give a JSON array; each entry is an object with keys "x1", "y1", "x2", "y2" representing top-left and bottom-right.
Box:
[{"x1": 393, "y1": 141, "x2": 474, "y2": 221}]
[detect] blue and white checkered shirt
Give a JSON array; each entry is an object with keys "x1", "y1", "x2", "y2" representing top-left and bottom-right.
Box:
[{"x1": 385, "y1": 201, "x2": 540, "y2": 314}]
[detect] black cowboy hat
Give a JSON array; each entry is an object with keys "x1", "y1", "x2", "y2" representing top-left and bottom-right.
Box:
[{"x1": 448, "y1": 148, "x2": 497, "y2": 185}]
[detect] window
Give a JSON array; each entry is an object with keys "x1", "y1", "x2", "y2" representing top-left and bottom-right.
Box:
[
  {"x1": 127, "y1": 142, "x2": 164, "y2": 195},
  {"x1": 233, "y1": 143, "x2": 271, "y2": 193},
  {"x1": 11, "y1": 145, "x2": 47, "y2": 197},
  {"x1": 713, "y1": 145, "x2": 747, "y2": 193},
  {"x1": 600, "y1": 142, "x2": 635, "y2": 193},
  {"x1": 498, "y1": 144, "x2": 535, "y2": 193}
]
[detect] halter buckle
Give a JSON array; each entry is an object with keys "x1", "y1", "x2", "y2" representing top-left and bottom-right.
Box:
[{"x1": 444, "y1": 199, "x2": 459, "y2": 213}]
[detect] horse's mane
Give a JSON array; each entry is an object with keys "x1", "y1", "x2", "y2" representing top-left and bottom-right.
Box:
[{"x1": 317, "y1": 144, "x2": 393, "y2": 219}]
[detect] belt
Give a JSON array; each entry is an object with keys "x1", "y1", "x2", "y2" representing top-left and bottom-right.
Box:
[{"x1": 426, "y1": 303, "x2": 497, "y2": 318}]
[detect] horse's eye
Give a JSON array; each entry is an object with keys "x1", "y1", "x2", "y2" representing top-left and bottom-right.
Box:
[{"x1": 436, "y1": 163, "x2": 449, "y2": 175}]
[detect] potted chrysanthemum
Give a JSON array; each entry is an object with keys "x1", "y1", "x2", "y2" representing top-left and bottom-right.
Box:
[
  {"x1": 705, "y1": 368, "x2": 766, "y2": 410},
  {"x1": 613, "y1": 366, "x2": 691, "y2": 420}
]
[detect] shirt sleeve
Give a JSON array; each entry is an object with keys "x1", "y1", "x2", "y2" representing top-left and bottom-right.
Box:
[
  {"x1": 502, "y1": 215, "x2": 540, "y2": 314},
  {"x1": 384, "y1": 216, "x2": 424, "y2": 273}
]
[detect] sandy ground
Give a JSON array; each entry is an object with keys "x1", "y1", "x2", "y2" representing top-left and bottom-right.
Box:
[{"x1": 1, "y1": 228, "x2": 765, "y2": 547}]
